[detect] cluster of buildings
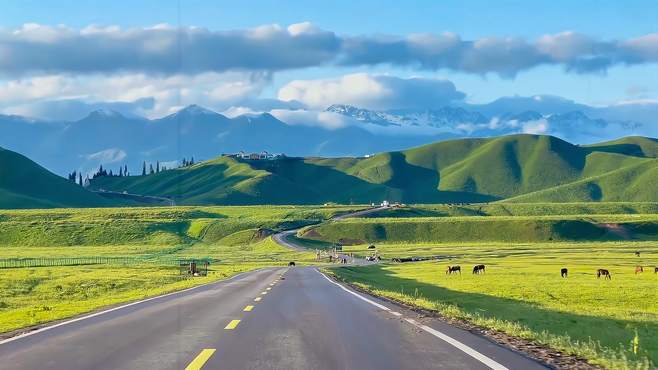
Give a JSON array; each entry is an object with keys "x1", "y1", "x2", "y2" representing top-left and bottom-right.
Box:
[{"x1": 224, "y1": 151, "x2": 284, "y2": 161}]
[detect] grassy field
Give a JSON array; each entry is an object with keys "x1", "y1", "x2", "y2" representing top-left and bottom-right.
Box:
[
  {"x1": 303, "y1": 214, "x2": 658, "y2": 244},
  {"x1": 0, "y1": 205, "x2": 361, "y2": 334},
  {"x1": 329, "y1": 241, "x2": 658, "y2": 369}
]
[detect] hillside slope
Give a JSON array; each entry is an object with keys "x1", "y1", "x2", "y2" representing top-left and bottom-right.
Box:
[
  {"x1": 0, "y1": 147, "x2": 114, "y2": 209},
  {"x1": 506, "y1": 159, "x2": 658, "y2": 202},
  {"x1": 89, "y1": 134, "x2": 658, "y2": 205}
]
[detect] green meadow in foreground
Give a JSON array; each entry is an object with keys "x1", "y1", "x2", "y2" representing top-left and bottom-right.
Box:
[
  {"x1": 0, "y1": 205, "x2": 356, "y2": 334},
  {"x1": 329, "y1": 242, "x2": 658, "y2": 370}
]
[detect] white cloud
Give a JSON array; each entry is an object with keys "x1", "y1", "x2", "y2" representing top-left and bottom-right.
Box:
[
  {"x1": 84, "y1": 148, "x2": 127, "y2": 163},
  {"x1": 278, "y1": 73, "x2": 465, "y2": 110},
  {"x1": 0, "y1": 71, "x2": 270, "y2": 119},
  {"x1": 0, "y1": 23, "x2": 656, "y2": 77},
  {"x1": 522, "y1": 119, "x2": 550, "y2": 134},
  {"x1": 269, "y1": 109, "x2": 350, "y2": 130}
]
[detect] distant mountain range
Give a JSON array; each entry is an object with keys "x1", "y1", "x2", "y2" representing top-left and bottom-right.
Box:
[
  {"x1": 0, "y1": 105, "x2": 448, "y2": 176},
  {"x1": 325, "y1": 104, "x2": 643, "y2": 143},
  {"x1": 0, "y1": 98, "x2": 655, "y2": 177}
]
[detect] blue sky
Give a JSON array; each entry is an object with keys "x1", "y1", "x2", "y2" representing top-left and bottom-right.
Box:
[{"x1": 0, "y1": 0, "x2": 656, "y2": 117}]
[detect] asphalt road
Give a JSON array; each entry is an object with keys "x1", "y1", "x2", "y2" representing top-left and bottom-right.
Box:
[
  {"x1": 0, "y1": 267, "x2": 547, "y2": 370},
  {"x1": 273, "y1": 206, "x2": 387, "y2": 252}
]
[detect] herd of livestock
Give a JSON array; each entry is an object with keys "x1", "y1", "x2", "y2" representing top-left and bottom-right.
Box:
[{"x1": 445, "y1": 251, "x2": 658, "y2": 280}]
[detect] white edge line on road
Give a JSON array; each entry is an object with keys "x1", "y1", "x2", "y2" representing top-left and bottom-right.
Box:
[
  {"x1": 0, "y1": 268, "x2": 275, "y2": 346},
  {"x1": 317, "y1": 270, "x2": 509, "y2": 370}
]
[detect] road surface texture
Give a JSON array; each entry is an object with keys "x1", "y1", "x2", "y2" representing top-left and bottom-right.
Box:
[{"x1": 0, "y1": 267, "x2": 547, "y2": 370}]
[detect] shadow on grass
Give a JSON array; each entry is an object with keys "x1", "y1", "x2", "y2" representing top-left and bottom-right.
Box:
[{"x1": 333, "y1": 264, "x2": 656, "y2": 367}]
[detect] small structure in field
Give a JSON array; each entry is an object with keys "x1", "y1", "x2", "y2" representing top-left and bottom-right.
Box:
[{"x1": 179, "y1": 259, "x2": 210, "y2": 277}]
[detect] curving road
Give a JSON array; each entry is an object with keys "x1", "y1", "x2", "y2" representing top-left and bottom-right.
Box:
[{"x1": 0, "y1": 267, "x2": 546, "y2": 370}]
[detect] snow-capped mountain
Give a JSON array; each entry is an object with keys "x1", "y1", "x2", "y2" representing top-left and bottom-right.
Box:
[
  {"x1": 326, "y1": 104, "x2": 488, "y2": 128},
  {"x1": 325, "y1": 104, "x2": 646, "y2": 140}
]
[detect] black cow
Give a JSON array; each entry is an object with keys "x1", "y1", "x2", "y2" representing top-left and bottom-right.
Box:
[
  {"x1": 472, "y1": 264, "x2": 485, "y2": 274},
  {"x1": 561, "y1": 268, "x2": 568, "y2": 278},
  {"x1": 288, "y1": 261, "x2": 296, "y2": 267}
]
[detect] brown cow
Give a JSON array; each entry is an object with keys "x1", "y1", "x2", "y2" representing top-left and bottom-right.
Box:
[
  {"x1": 446, "y1": 265, "x2": 461, "y2": 275},
  {"x1": 472, "y1": 264, "x2": 485, "y2": 274},
  {"x1": 635, "y1": 266, "x2": 644, "y2": 274},
  {"x1": 597, "y1": 269, "x2": 611, "y2": 280}
]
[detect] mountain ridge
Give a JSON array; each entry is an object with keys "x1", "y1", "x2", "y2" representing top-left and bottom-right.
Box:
[{"x1": 86, "y1": 133, "x2": 658, "y2": 206}]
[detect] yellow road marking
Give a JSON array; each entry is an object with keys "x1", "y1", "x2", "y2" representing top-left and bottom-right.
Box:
[
  {"x1": 254, "y1": 297, "x2": 262, "y2": 302},
  {"x1": 224, "y1": 320, "x2": 241, "y2": 330},
  {"x1": 243, "y1": 305, "x2": 254, "y2": 312},
  {"x1": 185, "y1": 349, "x2": 216, "y2": 370}
]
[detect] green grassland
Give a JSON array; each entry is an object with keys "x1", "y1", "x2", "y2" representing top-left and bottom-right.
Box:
[
  {"x1": 365, "y1": 202, "x2": 658, "y2": 218},
  {"x1": 302, "y1": 214, "x2": 658, "y2": 244},
  {"x1": 0, "y1": 147, "x2": 117, "y2": 209},
  {"x1": 88, "y1": 134, "x2": 658, "y2": 205},
  {"x1": 329, "y1": 242, "x2": 658, "y2": 369},
  {"x1": 0, "y1": 205, "x2": 361, "y2": 334}
]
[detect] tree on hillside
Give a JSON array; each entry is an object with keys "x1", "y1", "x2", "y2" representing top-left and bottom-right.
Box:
[
  {"x1": 149, "y1": 163, "x2": 154, "y2": 175},
  {"x1": 124, "y1": 165, "x2": 129, "y2": 176},
  {"x1": 78, "y1": 173, "x2": 83, "y2": 186},
  {"x1": 142, "y1": 161, "x2": 146, "y2": 176},
  {"x1": 156, "y1": 161, "x2": 160, "y2": 173},
  {"x1": 119, "y1": 167, "x2": 123, "y2": 177}
]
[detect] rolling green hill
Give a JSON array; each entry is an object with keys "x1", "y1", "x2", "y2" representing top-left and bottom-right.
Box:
[
  {"x1": 89, "y1": 134, "x2": 658, "y2": 205},
  {"x1": 0, "y1": 147, "x2": 114, "y2": 209}
]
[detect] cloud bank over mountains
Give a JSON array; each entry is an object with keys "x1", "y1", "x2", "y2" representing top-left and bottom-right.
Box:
[
  {"x1": 2, "y1": 23, "x2": 657, "y2": 76},
  {"x1": 0, "y1": 23, "x2": 656, "y2": 145}
]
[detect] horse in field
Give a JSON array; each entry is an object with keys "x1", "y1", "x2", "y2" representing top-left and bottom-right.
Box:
[
  {"x1": 597, "y1": 269, "x2": 611, "y2": 280},
  {"x1": 635, "y1": 266, "x2": 644, "y2": 274},
  {"x1": 446, "y1": 265, "x2": 461, "y2": 275},
  {"x1": 472, "y1": 264, "x2": 485, "y2": 274},
  {"x1": 560, "y1": 268, "x2": 568, "y2": 278}
]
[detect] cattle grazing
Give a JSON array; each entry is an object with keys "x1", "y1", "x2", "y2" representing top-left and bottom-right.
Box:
[
  {"x1": 597, "y1": 269, "x2": 611, "y2": 280},
  {"x1": 635, "y1": 266, "x2": 644, "y2": 274},
  {"x1": 561, "y1": 268, "x2": 568, "y2": 278},
  {"x1": 288, "y1": 261, "x2": 296, "y2": 267},
  {"x1": 446, "y1": 265, "x2": 461, "y2": 275},
  {"x1": 635, "y1": 251, "x2": 641, "y2": 257},
  {"x1": 655, "y1": 266, "x2": 658, "y2": 274},
  {"x1": 368, "y1": 245, "x2": 376, "y2": 249},
  {"x1": 472, "y1": 264, "x2": 485, "y2": 274}
]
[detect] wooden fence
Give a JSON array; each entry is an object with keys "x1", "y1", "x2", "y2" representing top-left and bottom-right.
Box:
[{"x1": 0, "y1": 256, "x2": 214, "y2": 269}]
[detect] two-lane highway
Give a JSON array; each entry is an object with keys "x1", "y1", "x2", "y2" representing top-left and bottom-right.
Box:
[{"x1": 0, "y1": 266, "x2": 547, "y2": 369}]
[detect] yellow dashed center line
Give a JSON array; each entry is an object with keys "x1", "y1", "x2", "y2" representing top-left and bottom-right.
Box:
[
  {"x1": 254, "y1": 297, "x2": 262, "y2": 302},
  {"x1": 185, "y1": 349, "x2": 216, "y2": 370},
  {"x1": 243, "y1": 305, "x2": 254, "y2": 312},
  {"x1": 224, "y1": 320, "x2": 241, "y2": 330}
]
